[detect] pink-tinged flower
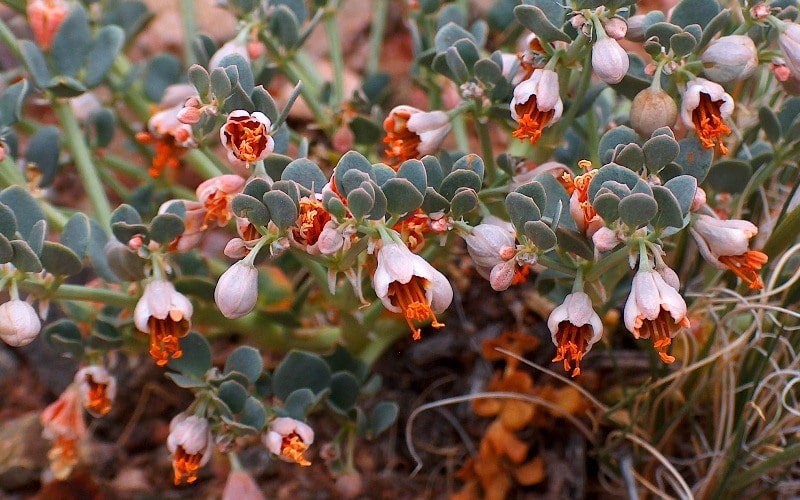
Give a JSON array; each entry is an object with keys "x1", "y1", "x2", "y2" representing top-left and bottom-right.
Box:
[
  {"x1": 27, "y1": 0, "x2": 69, "y2": 50},
  {"x1": 265, "y1": 417, "x2": 314, "y2": 466},
  {"x1": 592, "y1": 37, "x2": 629, "y2": 84},
  {"x1": 41, "y1": 384, "x2": 86, "y2": 480},
  {"x1": 547, "y1": 292, "x2": 603, "y2": 377},
  {"x1": 779, "y1": 23, "x2": 800, "y2": 79},
  {"x1": 604, "y1": 18, "x2": 628, "y2": 39},
  {"x1": 701, "y1": 35, "x2": 758, "y2": 83},
  {"x1": 383, "y1": 105, "x2": 451, "y2": 167},
  {"x1": 510, "y1": 69, "x2": 563, "y2": 145},
  {"x1": 316, "y1": 220, "x2": 347, "y2": 256},
  {"x1": 291, "y1": 196, "x2": 333, "y2": 254},
  {"x1": 196, "y1": 174, "x2": 246, "y2": 229},
  {"x1": 561, "y1": 163, "x2": 601, "y2": 234},
  {"x1": 0, "y1": 299, "x2": 41, "y2": 347},
  {"x1": 136, "y1": 104, "x2": 196, "y2": 178},
  {"x1": 158, "y1": 200, "x2": 206, "y2": 253},
  {"x1": 624, "y1": 270, "x2": 691, "y2": 363},
  {"x1": 690, "y1": 214, "x2": 768, "y2": 290},
  {"x1": 223, "y1": 470, "x2": 265, "y2": 500},
  {"x1": 592, "y1": 226, "x2": 621, "y2": 252},
  {"x1": 690, "y1": 186, "x2": 707, "y2": 212},
  {"x1": 220, "y1": 111, "x2": 274, "y2": 165},
  {"x1": 133, "y1": 280, "x2": 193, "y2": 367},
  {"x1": 372, "y1": 241, "x2": 453, "y2": 340},
  {"x1": 74, "y1": 366, "x2": 116, "y2": 417},
  {"x1": 464, "y1": 218, "x2": 527, "y2": 291},
  {"x1": 681, "y1": 78, "x2": 733, "y2": 154},
  {"x1": 167, "y1": 413, "x2": 214, "y2": 485},
  {"x1": 215, "y1": 260, "x2": 259, "y2": 319}
]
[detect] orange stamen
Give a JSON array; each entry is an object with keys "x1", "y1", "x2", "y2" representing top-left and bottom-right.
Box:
[
  {"x1": 172, "y1": 446, "x2": 204, "y2": 485},
  {"x1": 281, "y1": 433, "x2": 311, "y2": 466},
  {"x1": 691, "y1": 93, "x2": 731, "y2": 155},
  {"x1": 148, "y1": 313, "x2": 189, "y2": 367},
  {"x1": 552, "y1": 322, "x2": 593, "y2": 377},
  {"x1": 393, "y1": 209, "x2": 431, "y2": 251},
  {"x1": 226, "y1": 120, "x2": 269, "y2": 163},
  {"x1": 48, "y1": 436, "x2": 80, "y2": 480},
  {"x1": 388, "y1": 277, "x2": 444, "y2": 340},
  {"x1": 383, "y1": 111, "x2": 421, "y2": 167},
  {"x1": 512, "y1": 97, "x2": 554, "y2": 145},
  {"x1": 641, "y1": 310, "x2": 678, "y2": 363},
  {"x1": 84, "y1": 374, "x2": 112, "y2": 416},
  {"x1": 293, "y1": 199, "x2": 331, "y2": 246},
  {"x1": 718, "y1": 250, "x2": 768, "y2": 290}
]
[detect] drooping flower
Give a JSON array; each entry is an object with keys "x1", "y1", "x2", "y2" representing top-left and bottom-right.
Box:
[
  {"x1": 291, "y1": 196, "x2": 332, "y2": 253},
  {"x1": 27, "y1": 0, "x2": 69, "y2": 51},
  {"x1": 214, "y1": 260, "x2": 259, "y2": 319},
  {"x1": 510, "y1": 69, "x2": 563, "y2": 146},
  {"x1": 74, "y1": 366, "x2": 117, "y2": 417},
  {"x1": 265, "y1": 417, "x2": 314, "y2": 466},
  {"x1": 560, "y1": 161, "x2": 602, "y2": 235},
  {"x1": 158, "y1": 199, "x2": 207, "y2": 253},
  {"x1": 701, "y1": 35, "x2": 759, "y2": 83},
  {"x1": 464, "y1": 218, "x2": 526, "y2": 291},
  {"x1": 592, "y1": 37, "x2": 629, "y2": 84},
  {"x1": 681, "y1": 78, "x2": 733, "y2": 154},
  {"x1": 383, "y1": 105, "x2": 451, "y2": 166},
  {"x1": 136, "y1": 106, "x2": 196, "y2": 178},
  {"x1": 220, "y1": 111, "x2": 274, "y2": 166},
  {"x1": 547, "y1": 292, "x2": 603, "y2": 377},
  {"x1": 0, "y1": 299, "x2": 41, "y2": 347},
  {"x1": 196, "y1": 174, "x2": 246, "y2": 229},
  {"x1": 372, "y1": 241, "x2": 453, "y2": 340},
  {"x1": 133, "y1": 280, "x2": 193, "y2": 366},
  {"x1": 41, "y1": 384, "x2": 87, "y2": 480},
  {"x1": 624, "y1": 269, "x2": 691, "y2": 363},
  {"x1": 690, "y1": 214, "x2": 768, "y2": 290},
  {"x1": 167, "y1": 413, "x2": 214, "y2": 485},
  {"x1": 778, "y1": 22, "x2": 800, "y2": 79}
]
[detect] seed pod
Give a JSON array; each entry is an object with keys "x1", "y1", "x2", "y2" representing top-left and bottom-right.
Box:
[{"x1": 630, "y1": 88, "x2": 678, "y2": 137}]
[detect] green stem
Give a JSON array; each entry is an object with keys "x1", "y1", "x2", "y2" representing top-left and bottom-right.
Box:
[
  {"x1": 180, "y1": 0, "x2": 197, "y2": 66},
  {"x1": 367, "y1": 0, "x2": 389, "y2": 75},
  {"x1": 357, "y1": 324, "x2": 406, "y2": 366},
  {"x1": 52, "y1": 100, "x2": 112, "y2": 231},
  {"x1": 186, "y1": 149, "x2": 224, "y2": 179},
  {"x1": 726, "y1": 443, "x2": 800, "y2": 492},
  {"x1": 0, "y1": 17, "x2": 22, "y2": 60},
  {"x1": 475, "y1": 116, "x2": 497, "y2": 185},
  {"x1": 585, "y1": 246, "x2": 629, "y2": 282},
  {"x1": 18, "y1": 280, "x2": 137, "y2": 307},
  {"x1": 762, "y1": 201, "x2": 800, "y2": 259},
  {"x1": 324, "y1": 5, "x2": 345, "y2": 108},
  {"x1": 451, "y1": 114, "x2": 470, "y2": 153}
]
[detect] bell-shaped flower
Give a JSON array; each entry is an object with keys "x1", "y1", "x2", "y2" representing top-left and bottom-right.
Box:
[
  {"x1": 27, "y1": 0, "x2": 69, "y2": 50},
  {"x1": 167, "y1": 413, "x2": 214, "y2": 485},
  {"x1": 196, "y1": 174, "x2": 245, "y2": 229},
  {"x1": 265, "y1": 417, "x2": 314, "y2": 466},
  {"x1": 133, "y1": 280, "x2": 194, "y2": 366},
  {"x1": 464, "y1": 218, "x2": 527, "y2": 291},
  {"x1": 690, "y1": 214, "x2": 768, "y2": 289},
  {"x1": 40, "y1": 384, "x2": 86, "y2": 480},
  {"x1": 510, "y1": 69, "x2": 563, "y2": 145},
  {"x1": 779, "y1": 23, "x2": 800, "y2": 79},
  {"x1": 681, "y1": 78, "x2": 734, "y2": 154},
  {"x1": 0, "y1": 299, "x2": 41, "y2": 347},
  {"x1": 74, "y1": 365, "x2": 117, "y2": 417},
  {"x1": 372, "y1": 241, "x2": 453, "y2": 340},
  {"x1": 592, "y1": 37, "x2": 629, "y2": 84},
  {"x1": 701, "y1": 35, "x2": 759, "y2": 83},
  {"x1": 215, "y1": 260, "x2": 259, "y2": 319},
  {"x1": 383, "y1": 105, "x2": 451, "y2": 166},
  {"x1": 624, "y1": 269, "x2": 691, "y2": 363},
  {"x1": 220, "y1": 110, "x2": 274, "y2": 166},
  {"x1": 547, "y1": 292, "x2": 603, "y2": 377}
]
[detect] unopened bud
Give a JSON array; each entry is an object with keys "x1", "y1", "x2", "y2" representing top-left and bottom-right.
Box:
[
  {"x1": 690, "y1": 187, "x2": 707, "y2": 212},
  {"x1": 214, "y1": 260, "x2": 259, "y2": 319},
  {"x1": 571, "y1": 13, "x2": 587, "y2": 30},
  {"x1": 701, "y1": 35, "x2": 759, "y2": 83},
  {"x1": 625, "y1": 15, "x2": 647, "y2": 42},
  {"x1": 0, "y1": 299, "x2": 41, "y2": 347},
  {"x1": 630, "y1": 88, "x2": 678, "y2": 138},
  {"x1": 779, "y1": 23, "x2": 800, "y2": 79},
  {"x1": 177, "y1": 106, "x2": 201, "y2": 125},
  {"x1": 604, "y1": 18, "x2": 628, "y2": 40},
  {"x1": 592, "y1": 37, "x2": 629, "y2": 84}
]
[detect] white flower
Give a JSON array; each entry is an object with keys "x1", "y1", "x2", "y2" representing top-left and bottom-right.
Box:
[
  {"x1": 592, "y1": 37, "x2": 629, "y2": 84},
  {"x1": 133, "y1": 280, "x2": 193, "y2": 366},
  {"x1": 372, "y1": 242, "x2": 453, "y2": 340},
  {"x1": 779, "y1": 23, "x2": 800, "y2": 79},
  {"x1": 167, "y1": 413, "x2": 214, "y2": 485},
  {"x1": 383, "y1": 105, "x2": 451, "y2": 165},
  {"x1": 215, "y1": 260, "x2": 259, "y2": 319},
  {"x1": 547, "y1": 292, "x2": 603, "y2": 377},
  {"x1": 265, "y1": 417, "x2": 314, "y2": 466},
  {"x1": 74, "y1": 366, "x2": 117, "y2": 417},
  {"x1": 624, "y1": 269, "x2": 690, "y2": 363},
  {"x1": 680, "y1": 78, "x2": 734, "y2": 153},
  {"x1": 0, "y1": 299, "x2": 41, "y2": 347},
  {"x1": 509, "y1": 69, "x2": 563, "y2": 145},
  {"x1": 220, "y1": 110, "x2": 274, "y2": 165},
  {"x1": 701, "y1": 35, "x2": 759, "y2": 83}
]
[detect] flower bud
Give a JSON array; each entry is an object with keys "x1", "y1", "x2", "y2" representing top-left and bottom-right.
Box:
[
  {"x1": 592, "y1": 226, "x2": 620, "y2": 252},
  {"x1": 592, "y1": 37, "x2": 629, "y2": 84},
  {"x1": 604, "y1": 18, "x2": 628, "y2": 40},
  {"x1": 690, "y1": 187, "x2": 707, "y2": 212},
  {"x1": 215, "y1": 260, "x2": 259, "y2": 319},
  {"x1": 27, "y1": 0, "x2": 70, "y2": 51},
  {"x1": 630, "y1": 88, "x2": 678, "y2": 138},
  {"x1": 779, "y1": 23, "x2": 800, "y2": 79},
  {"x1": 177, "y1": 106, "x2": 201, "y2": 125},
  {"x1": 701, "y1": 35, "x2": 759, "y2": 83},
  {"x1": 625, "y1": 15, "x2": 646, "y2": 42},
  {"x1": 0, "y1": 299, "x2": 41, "y2": 347}
]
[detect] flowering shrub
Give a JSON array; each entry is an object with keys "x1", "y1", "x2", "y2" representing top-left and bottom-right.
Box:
[{"x1": 1, "y1": 0, "x2": 800, "y2": 496}]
